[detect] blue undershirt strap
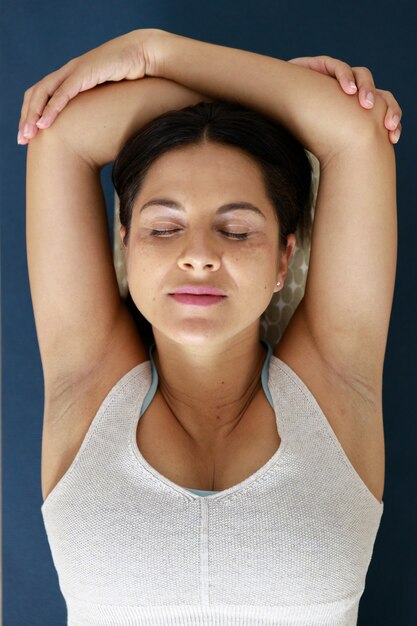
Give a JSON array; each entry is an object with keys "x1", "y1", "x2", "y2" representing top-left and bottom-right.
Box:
[{"x1": 140, "y1": 339, "x2": 274, "y2": 418}]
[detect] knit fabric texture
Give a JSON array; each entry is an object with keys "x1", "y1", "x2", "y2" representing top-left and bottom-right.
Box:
[{"x1": 41, "y1": 351, "x2": 384, "y2": 626}]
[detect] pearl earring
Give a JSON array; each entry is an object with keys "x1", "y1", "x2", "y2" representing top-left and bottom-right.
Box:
[{"x1": 276, "y1": 281, "x2": 281, "y2": 287}]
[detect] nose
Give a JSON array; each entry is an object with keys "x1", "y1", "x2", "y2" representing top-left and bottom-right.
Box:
[{"x1": 177, "y1": 229, "x2": 222, "y2": 272}]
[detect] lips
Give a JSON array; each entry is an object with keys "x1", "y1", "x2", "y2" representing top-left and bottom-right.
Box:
[
  {"x1": 170, "y1": 285, "x2": 226, "y2": 296},
  {"x1": 169, "y1": 293, "x2": 226, "y2": 306}
]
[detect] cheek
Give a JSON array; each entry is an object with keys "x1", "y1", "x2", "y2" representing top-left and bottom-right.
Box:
[
  {"x1": 233, "y1": 244, "x2": 276, "y2": 299},
  {"x1": 125, "y1": 246, "x2": 159, "y2": 297}
]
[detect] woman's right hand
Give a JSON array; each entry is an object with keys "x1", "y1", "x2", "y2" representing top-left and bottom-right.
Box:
[{"x1": 17, "y1": 28, "x2": 162, "y2": 145}]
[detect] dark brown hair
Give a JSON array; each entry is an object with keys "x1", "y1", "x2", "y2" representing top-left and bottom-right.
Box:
[{"x1": 111, "y1": 100, "x2": 314, "y2": 347}]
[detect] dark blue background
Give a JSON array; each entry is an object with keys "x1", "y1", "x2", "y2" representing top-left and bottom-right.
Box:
[{"x1": 2, "y1": 1, "x2": 416, "y2": 624}]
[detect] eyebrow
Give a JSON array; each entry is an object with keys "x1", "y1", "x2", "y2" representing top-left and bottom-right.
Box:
[{"x1": 139, "y1": 198, "x2": 266, "y2": 219}]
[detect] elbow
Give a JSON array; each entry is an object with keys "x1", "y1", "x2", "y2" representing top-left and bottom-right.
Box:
[
  {"x1": 328, "y1": 93, "x2": 394, "y2": 161},
  {"x1": 352, "y1": 92, "x2": 394, "y2": 147}
]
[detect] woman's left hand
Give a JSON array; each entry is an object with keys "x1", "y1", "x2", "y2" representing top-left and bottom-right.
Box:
[{"x1": 287, "y1": 55, "x2": 402, "y2": 144}]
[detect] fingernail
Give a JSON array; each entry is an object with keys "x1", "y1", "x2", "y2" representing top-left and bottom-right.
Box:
[
  {"x1": 392, "y1": 114, "x2": 400, "y2": 127},
  {"x1": 17, "y1": 130, "x2": 25, "y2": 144},
  {"x1": 349, "y1": 81, "x2": 357, "y2": 91},
  {"x1": 393, "y1": 128, "x2": 401, "y2": 143},
  {"x1": 23, "y1": 123, "x2": 32, "y2": 137},
  {"x1": 365, "y1": 92, "x2": 374, "y2": 106},
  {"x1": 36, "y1": 116, "x2": 48, "y2": 128}
]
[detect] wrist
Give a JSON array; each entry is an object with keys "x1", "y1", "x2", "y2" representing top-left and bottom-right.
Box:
[{"x1": 142, "y1": 28, "x2": 183, "y2": 79}]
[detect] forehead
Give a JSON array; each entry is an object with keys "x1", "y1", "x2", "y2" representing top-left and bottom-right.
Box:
[{"x1": 137, "y1": 142, "x2": 269, "y2": 200}]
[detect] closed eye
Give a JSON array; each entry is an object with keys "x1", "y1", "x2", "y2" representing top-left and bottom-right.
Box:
[
  {"x1": 222, "y1": 231, "x2": 249, "y2": 240},
  {"x1": 149, "y1": 229, "x2": 180, "y2": 236},
  {"x1": 149, "y1": 229, "x2": 249, "y2": 240}
]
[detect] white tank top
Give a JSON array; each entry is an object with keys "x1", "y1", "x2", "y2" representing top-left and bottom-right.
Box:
[{"x1": 41, "y1": 350, "x2": 383, "y2": 625}]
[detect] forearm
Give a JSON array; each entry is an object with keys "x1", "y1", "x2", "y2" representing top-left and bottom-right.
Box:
[
  {"x1": 46, "y1": 77, "x2": 213, "y2": 169},
  {"x1": 151, "y1": 30, "x2": 387, "y2": 161}
]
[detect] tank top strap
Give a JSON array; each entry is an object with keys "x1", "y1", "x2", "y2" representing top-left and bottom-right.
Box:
[
  {"x1": 260, "y1": 338, "x2": 274, "y2": 409},
  {"x1": 139, "y1": 342, "x2": 159, "y2": 417}
]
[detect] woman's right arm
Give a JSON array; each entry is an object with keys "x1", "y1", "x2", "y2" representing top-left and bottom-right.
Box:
[{"x1": 26, "y1": 77, "x2": 211, "y2": 397}]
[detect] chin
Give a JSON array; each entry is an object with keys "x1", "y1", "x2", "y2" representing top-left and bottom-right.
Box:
[
  {"x1": 153, "y1": 316, "x2": 260, "y2": 351},
  {"x1": 152, "y1": 320, "x2": 234, "y2": 348}
]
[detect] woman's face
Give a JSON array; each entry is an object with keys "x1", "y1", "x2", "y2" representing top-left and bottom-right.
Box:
[{"x1": 120, "y1": 141, "x2": 288, "y2": 348}]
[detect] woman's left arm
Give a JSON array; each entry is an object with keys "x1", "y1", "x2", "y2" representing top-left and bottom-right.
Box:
[
  {"x1": 149, "y1": 30, "x2": 397, "y2": 397},
  {"x1": 149, "y1": 30, "x2": 396, "y2": 161}
]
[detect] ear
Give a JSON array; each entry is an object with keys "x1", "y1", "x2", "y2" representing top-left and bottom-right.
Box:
[{"x1": 274, "y1": 234, "x2": 297, "y2": 292}]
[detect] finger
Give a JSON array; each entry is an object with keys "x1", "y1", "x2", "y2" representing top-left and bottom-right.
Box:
[
  {"x1": 375, "y1": 88, "x2": 403, "y2": 132},
  {"x1": 289, "y1": 56, "x2": 358, "y2": 94},
  {"x1": 351, "y1": 66, "x2": 376, "y2": 108},
  {"x1": 19, "y1": 86, "x2": 34, "y2": 130},
  {"x1": 320, "y1": 56, "x2": 359, "y2": 94},
  {"x1": 35, "y1": 71, "x2": 87, "y2": 130},
  {"x1": 18, "y1": 66, "x2": 72, "y2": 141},
  {"x1": 20, "y1": 82, "x2": 60, "y2": 141},
  {"x1": 17, "y1": 87, "x2": 35, "y2": 144},
  {"x1": 390, "y1": 120, "x2": 402, "y2": 144},
  {"x1": 288, "y1": 56, "x2": 335, "y2": 78},
  {"x1": 324, "y1": 60, "x2": 357, "y2": 94}
]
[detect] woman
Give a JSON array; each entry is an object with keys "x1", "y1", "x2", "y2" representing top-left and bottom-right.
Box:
[{"x1": 20, "y1": 29, "x2": 400, "y2": 625}]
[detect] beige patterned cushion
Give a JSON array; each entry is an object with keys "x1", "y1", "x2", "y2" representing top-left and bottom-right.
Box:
[{"x1": 112, "y1": 151, "x2": 320, "y2": 348}]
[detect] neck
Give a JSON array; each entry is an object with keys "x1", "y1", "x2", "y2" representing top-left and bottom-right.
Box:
[{"x1": 151, "y1": 331, "x2": 268, "y2": 451}]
